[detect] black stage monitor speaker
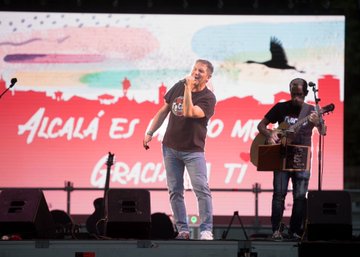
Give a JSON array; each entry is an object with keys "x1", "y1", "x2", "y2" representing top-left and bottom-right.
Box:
[
  {"x1": 105, "y1": 189, "x2": 151, "y2": 239},
  {"x1": 0, "y1": 189, "x2": 56, "y2": 239},
  {"x1": 307, "y1": 190, "x2": 352, "y2": 241},
  {"x1": 299, "y1": 241, "x2": 360, "y2": 257}
]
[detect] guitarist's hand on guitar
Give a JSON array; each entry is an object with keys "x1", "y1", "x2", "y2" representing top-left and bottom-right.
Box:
[
  {"x1": 308, "y1": 111, "x2": 320, "y2": 126},
  {"x1": 266, "y1": 130, "x2": 279, "y2": 145}
]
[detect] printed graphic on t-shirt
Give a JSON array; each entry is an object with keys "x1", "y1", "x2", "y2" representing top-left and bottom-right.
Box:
[
  {"x1": 284, "y1": 116, "x2": 298, "y2": 125},
  {"x1": 285, "y1": 115, "x2": 309, "y2": 127},
  {"x1": 172, "y1": 96, "x2": 184, "y2": 116}
]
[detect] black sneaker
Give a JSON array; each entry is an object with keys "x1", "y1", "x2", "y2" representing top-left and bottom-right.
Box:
[{"x1": 289, "y1": 232, "x2": 302, "y2": 241}]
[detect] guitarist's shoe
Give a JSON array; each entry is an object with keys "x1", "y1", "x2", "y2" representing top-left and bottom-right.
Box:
[
  {"x1": 287, "y1": 232, "x2": 302, "y2": 241},
  {"x1": 271, "y1": 231, "x2": 283, "y2": 241}
]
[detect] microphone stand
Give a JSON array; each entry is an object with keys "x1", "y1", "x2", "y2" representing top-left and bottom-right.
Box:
[
  {"x1": 310, "y1": 82, "x2": 326, "y2": 191},
  {"x1": 0, "y1": 78, "x2": 17, "y2": 99}
]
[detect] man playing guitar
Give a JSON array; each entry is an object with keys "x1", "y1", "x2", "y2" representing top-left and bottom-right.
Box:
[{"x1": 256, "y1": 78, "x2": 326, "y2": 241}]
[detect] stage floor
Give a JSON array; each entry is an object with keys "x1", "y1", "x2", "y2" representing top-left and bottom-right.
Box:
[
  {"x1": 0, "y1": 239, "x2": 291, "y2": 257},
  {"x1": 1, "y1": 239, "x2": 360, "y2": 257}
]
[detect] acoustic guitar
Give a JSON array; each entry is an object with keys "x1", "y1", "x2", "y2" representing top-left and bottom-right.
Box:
[
  {"x1": 250, "y1": 103, "x2": 335, "y2": 167},
  {"x1": 86, "y1": 152, "x2": 115, "y2": 236}
]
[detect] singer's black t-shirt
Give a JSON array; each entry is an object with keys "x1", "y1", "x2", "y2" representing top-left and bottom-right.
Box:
[
  {"x1": 264, "y1": 101, "x2": 315, "y2": 146},
  {"x1": 162, "y1": 81, "x2": 216, "y2": 152}
]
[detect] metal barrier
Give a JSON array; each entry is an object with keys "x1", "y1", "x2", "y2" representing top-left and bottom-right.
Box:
[
  {"x1": 0, "y1": 182, "x2": 269, "y2": 221},
  {"x1": 1, "y1": 185, "x2": 360, "y2": 234}
]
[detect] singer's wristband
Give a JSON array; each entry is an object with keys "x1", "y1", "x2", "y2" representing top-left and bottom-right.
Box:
[{"x1": 146, "y1": 130, "x2": 154, "y2": 136}]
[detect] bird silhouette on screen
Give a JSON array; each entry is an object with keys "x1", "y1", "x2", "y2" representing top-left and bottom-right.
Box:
[{"x1": 246, "y1": 37, "x2": 305, "y2": 73}]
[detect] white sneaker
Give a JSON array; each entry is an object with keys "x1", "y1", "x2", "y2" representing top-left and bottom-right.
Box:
[
  {"x1": 175, "y1": 231, "x2": 190, "y2": 240},
  {"x1": 200, "y1": 230, "x2": 213, "y2": 240}
]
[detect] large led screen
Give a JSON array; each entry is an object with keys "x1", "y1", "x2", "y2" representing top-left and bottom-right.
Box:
[{"x1": 0, "y1": 12, "x2": 344, "y2": 218}]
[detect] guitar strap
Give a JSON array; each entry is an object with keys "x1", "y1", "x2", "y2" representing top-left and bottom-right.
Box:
[{"x1": 293, "y1": 103, "x2": 311, "y2": 135}]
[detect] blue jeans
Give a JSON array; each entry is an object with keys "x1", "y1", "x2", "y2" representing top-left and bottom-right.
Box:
[
  {"x1": 271, "y1": 170, "x2": 310, "y2": 234},
  {"x1": 162, "y1": 145, "x2": 213, "y2": 232}
]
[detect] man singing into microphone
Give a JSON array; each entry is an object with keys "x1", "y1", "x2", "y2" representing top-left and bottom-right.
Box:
[{"x1": 143, "y1": 59, "x2": 216, "y2": 240}]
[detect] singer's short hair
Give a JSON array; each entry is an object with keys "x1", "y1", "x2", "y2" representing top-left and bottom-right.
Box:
[
  {"x1": 289, "y1": 78, "x2": 308, "y2": 96},
  {"x1": 196, "y1": 59, "x2": 214, "y2": 75}
]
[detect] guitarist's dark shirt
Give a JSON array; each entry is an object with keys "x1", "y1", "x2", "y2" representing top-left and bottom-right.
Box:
[{"x1": 265, "y1": 101, "x2": 315, "y2": 146}]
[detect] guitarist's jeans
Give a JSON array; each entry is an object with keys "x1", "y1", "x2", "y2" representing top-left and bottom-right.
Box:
[
  {"x1": 162, "y1": 145, "x2": 213, "y2": 233},
  {"x1": 271, "y1": 170, "x2": 310, "y2": 234}
]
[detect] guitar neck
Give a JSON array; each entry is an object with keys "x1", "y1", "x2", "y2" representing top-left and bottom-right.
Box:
[
  {"x1": 288, "y1": 104, "x2": 334, "y2": 132},
  {"x1": 103, "y1": 152, "x2": 114, "y2": 199},
  {"x1": 103, "y1": 167, "x2": 111, "y2": 199},
  {"x1": 288, "y1": 115, "x2": 310, "y2": 131}
]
